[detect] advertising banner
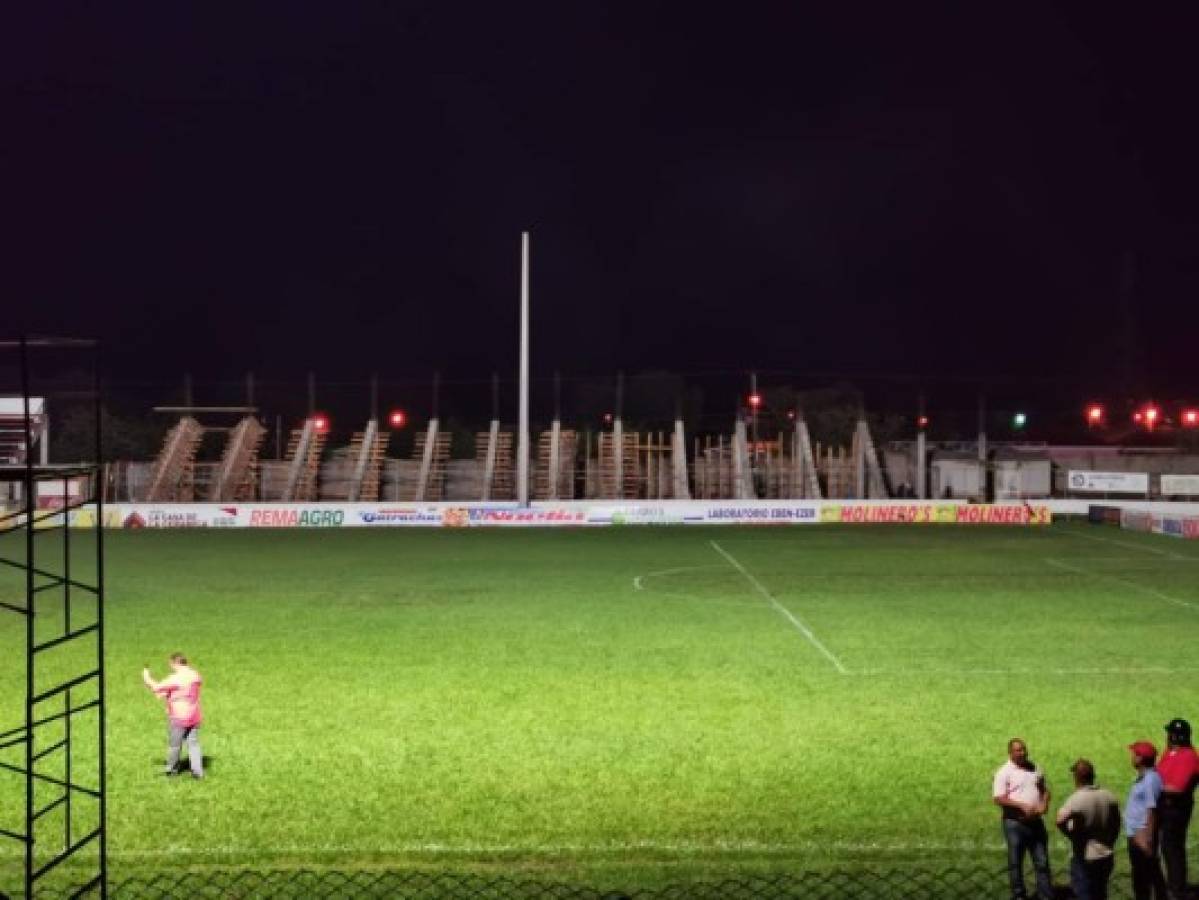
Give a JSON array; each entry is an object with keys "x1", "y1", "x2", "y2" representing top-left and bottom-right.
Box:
[
  {"x1": 1160, "y1": 474, "x2": 1199, "y2": 496},
  {"x1": 80, "y1": 500, "x2": 1053, "y2": 529},
  {"x1": 1068, "y1": 471, "x2": 1149, "y2": 493},
  {"x1": 820, "y1": 503, "x2": 1051, "y2": 525},
  {"x1": 1120, "y1": 508, "x2": 1199, "y2": 539}
]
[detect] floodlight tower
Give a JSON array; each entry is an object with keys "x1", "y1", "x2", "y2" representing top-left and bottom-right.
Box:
[{"x1": 0, "y1": 336, "x2": 107, "y2": 898}]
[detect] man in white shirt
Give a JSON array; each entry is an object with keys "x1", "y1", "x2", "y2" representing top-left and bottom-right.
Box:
[{"x1": 993, "y1": 737, "x2": 1053, "y2": 900}]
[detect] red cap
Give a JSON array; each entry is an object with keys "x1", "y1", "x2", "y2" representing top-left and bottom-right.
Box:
[{"x1": 1129, "y1": 741, "x2": 1157, "y2": 760}]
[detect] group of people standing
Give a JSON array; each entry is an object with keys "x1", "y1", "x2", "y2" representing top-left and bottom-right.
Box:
[{"x1": 993, "y1": 721, "x2": 1199, "y2": 900}]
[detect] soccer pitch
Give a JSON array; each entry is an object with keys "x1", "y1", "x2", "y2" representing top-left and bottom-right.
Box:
[{"x1": 1, "y1": 521, "x2": 1197, "y2": 889}]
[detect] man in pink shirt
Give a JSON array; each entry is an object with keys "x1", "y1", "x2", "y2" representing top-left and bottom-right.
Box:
[{"x1": 142, "y1": 653, "x2": 204, "y2": 779}]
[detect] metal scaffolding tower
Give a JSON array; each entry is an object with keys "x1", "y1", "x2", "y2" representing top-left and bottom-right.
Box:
[{"x1": 0, "y1": 337, "x2": 106, "y2": 898}]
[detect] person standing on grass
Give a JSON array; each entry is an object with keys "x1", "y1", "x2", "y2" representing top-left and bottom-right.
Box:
[
  {"x1": 1125, "y1": 740, "x2": 1167, "y2": 900},
  {"x1": 1157, "y1": 719, "x2": 1198, "y2": 900},
  {"x1": 1055, "y1": 758, "x2": 1120, "y2": 900},
  {"x1": 142, "y1": 653, "x2": 204, "y2": 779},
  {"x1": 993, "y1": 737, "x2": 1053, "y2": 900}
]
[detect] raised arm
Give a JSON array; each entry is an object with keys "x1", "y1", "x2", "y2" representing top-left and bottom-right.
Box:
[{"x1": 142, "y1": 667, "x2": 162, "y2": 693}]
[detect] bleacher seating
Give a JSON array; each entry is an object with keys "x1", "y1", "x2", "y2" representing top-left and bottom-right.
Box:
[
  {"x1": 146, "y1": 417, "x2": 204, "y2": 501},
  {"x1": 208, "y1": 416, "x2": 267, "y2": 501}
]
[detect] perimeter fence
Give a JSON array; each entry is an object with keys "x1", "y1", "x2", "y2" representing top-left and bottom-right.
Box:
[{"x1": 104, "y1": 866, "x2": 1147, "y2": 899}]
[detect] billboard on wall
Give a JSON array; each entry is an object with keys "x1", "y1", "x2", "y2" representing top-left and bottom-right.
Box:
[
  {"x1": 1160, "y1": 474, "x2": 1199, "y2": 496},
  {"x1": 1121, "y1": 507, "x2": 1199, "y2": 540},
  {"x1": 1068, "y1": 471, "x2": 1149, "y2": 493},
  {"x1": 85, "y1": 501, "x2": 1052, "y2": 529},
  {"x1": 819, "y1": 503, "x2": 1051, "y2": 525}
]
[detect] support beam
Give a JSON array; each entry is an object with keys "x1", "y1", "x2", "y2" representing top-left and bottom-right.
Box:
[{"x1": 671, "y1": 418, "x2": 690, "y2": 499}]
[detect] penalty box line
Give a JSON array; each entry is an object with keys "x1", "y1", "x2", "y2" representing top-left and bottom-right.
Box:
[
  {"x1": 1045, "y1": 557, "x2": 1199, "y2": 612},
  {"x1": 710, "y1": 540, "x2": 848, "y2": 674}
]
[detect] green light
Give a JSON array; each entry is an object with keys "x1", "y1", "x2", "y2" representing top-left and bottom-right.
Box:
[{"x1": 1012, "y1": 412, "x2": 1027, "y2": 429}]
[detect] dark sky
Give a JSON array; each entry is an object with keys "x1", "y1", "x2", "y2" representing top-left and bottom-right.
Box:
[{"x1": 7, "y1": 4, "x2": 1199, "y2": 396}]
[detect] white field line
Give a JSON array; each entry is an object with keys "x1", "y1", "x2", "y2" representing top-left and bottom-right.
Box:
[
  {"x1": 850, "y1": 666, "x2": 1199, "y2": 677},
  {"x1": 1045, "y1": 557, "x2": 1199, "y2": 611},
  {"x1": 1057, "y1": 527, "x2": 1192, "y2": 560},
  {"x1": 632, "y1": 564, "x2": 724, "y2": 592},
  {"x1": 710, "y1": 540, "x2": 848, "y2": 674}
]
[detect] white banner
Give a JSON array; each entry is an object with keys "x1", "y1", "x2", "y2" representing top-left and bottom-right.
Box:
[
  {"x1": 1160, "y1": 474, "x2": 1199, "y2": 496},
  {"x1": 1068, "y1": 470, "x2": 1149, "y2": 493},
  {"x1": 73, "y1": 500, "x2": 1053, "y2": 529}
]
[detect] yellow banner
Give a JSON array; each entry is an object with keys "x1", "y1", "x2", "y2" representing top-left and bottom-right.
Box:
[{"x1": 819, "y1": 504, "x2": 1051, "y2": 525}]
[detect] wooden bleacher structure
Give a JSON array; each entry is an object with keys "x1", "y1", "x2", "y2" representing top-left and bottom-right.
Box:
[
  {"x1": 208, "y1": 416, "x2": 267, "y2": 501},
  {"x1": 476, "y1": 424, "x2": 514, "y2": 500},
  {"x1": 534, "y1": 426, "x2": 577, "y2": 500},
  {"x1": 347, "y1": 420, "x2": 390, "y2": 502},
  {"x1": 146, "y1": 416, "x2": 204, "y2": 501},
  {"x1": 282, "y1": 418, "x2": 326, "y2": 502}
]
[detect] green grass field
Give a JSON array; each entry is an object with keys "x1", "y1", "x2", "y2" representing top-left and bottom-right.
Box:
[{"x1": 1, "y1": 521, "x2": 1197, "y2": 893}]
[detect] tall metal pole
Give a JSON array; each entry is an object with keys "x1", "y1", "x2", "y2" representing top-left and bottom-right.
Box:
[
  {"x1": 517, "y1": 231, "x2": 530, "y2": 506},
  {"x1": 916, "y1": 392, "x2": 927, "y2": 499}
]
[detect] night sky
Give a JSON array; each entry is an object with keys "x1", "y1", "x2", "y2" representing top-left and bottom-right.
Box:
[{"x1": 7, "y1": 5, "x2": 1199, "y2": 400}]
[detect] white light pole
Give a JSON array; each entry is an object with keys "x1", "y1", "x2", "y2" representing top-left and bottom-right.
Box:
[{"x1": 517, "y1": 231, "x2": 530, "y2": 506}]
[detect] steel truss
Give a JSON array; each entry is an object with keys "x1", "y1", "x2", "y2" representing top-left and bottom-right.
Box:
[{"x1": 0, "y1": 337, "x2": 105, "y2": 899}]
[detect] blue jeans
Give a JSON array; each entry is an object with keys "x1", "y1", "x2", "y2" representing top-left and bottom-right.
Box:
[
  {"x1": 1070, "y1": 853, "x2": 1114, "y2": 900},
  {"x1": 1002, "y1": 817, "x2": 1052, "y2": 900}
]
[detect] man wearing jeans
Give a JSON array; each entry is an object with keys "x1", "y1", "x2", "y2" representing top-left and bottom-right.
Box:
[
  {"x1": 1125, "y1": 740, "x2": 1167, "y2": 900},
  {"x1": 143, "y1": 653, "x2": 204, "y2": 779},
  {"x1": 1056, "y1": 758, "x2": 1120, "y2": 900},
  {"x1": 994, "y1": 737, "x2": 1053, "y2": 900}
]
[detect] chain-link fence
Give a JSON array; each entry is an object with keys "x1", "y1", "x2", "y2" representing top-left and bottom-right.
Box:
[{"x1": 103, "y1": 866, "x2": 1157, "y2": 899}]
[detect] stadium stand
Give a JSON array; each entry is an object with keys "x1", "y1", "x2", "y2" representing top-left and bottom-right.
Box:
[
  {"x1": 411, "y1": 420, "x2": 451, "y2": 500},
  {"x1": 597, "y1": 426, "x2": 639, "y2": 499},
  {"x1": 207, "y1": 416, "x2": 266, "y2": 501},
  {"x1": 282, "y1": 418, "x2": 325, "y2": 501},
  {"x1": 346, "y1": 419, "x2": 390, "y2": 501},
  {"x1": 146, "y1": 416, "x2": 203, "y2": 501},
  {"x1": 534, "y1": 425, "x2": 577, "y2": 500},
  {"x1": 477, "y1": 423, "x2": 515, "y2": 500}
]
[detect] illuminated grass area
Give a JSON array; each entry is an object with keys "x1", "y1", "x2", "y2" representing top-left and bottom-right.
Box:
[{"x1": 1, "y1": 522, "x2": 1197, "y2": 889}]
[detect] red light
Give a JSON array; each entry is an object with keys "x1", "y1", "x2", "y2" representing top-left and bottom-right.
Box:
[
  {"x1": 917, "y1": 415, "x2": 930, "y2": 429},
  {"x1": 388, "y1": 410, "x2": 407, "y2": 429},
  {"x1": 603, "y1": 412, "x2": 613, "y2": 425},
  {"x1": 1086, "y1": 404, "x2": 1104, "y2": 424},
  {"x1": 312, "y1": 415, "x2": 330, "y2": 434},
  {"x1": 1145, "y1": 406, "x2": 1159, "y2": 426},
  {"x1": 748, "y1": 393, "x2": 762, "y2": 409},
  {"x1": 1183, "y1": 409, "x2": 1199, "y2": 427},
  {"x1": 786, "y1": 409, "x2": 796, "y2": 421}
]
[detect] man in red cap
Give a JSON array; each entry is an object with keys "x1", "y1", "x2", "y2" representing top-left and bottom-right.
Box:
[
  {"x1": 1157, "y1": 718, "x2": 1198, "y2": 900},
  {"x1": 1125, "y1": 740, "x2": 1167, "y2": 900}
]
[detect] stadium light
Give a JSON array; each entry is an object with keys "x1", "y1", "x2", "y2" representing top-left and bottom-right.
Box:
[
  {"x1": 312, "y1": 414, "x2": 330, "y2": 434},
  {"x1": 1086, "y1": 404, "x2": 1104, "y2": 426},
  {"x1": 388, "y1": 410, "x2": 407, "y2": 429},
  {"x1": 1012, "y1": 412, "x2": 1027, "y2": 430},
  {"x1": 1183, "y1": 408, "x2": 1199, "y2": 428}
]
